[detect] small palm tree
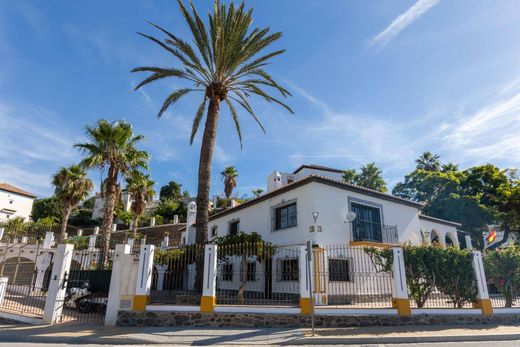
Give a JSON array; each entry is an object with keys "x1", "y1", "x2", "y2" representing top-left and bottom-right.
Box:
[
  {"x1": 356, "y1": 162, "x2": 387, "y2": 192},
  {"x1": 342, "y1": 169, "x2": 357, "y2": 184},
  {"x1": 251, "y1": 188, "x2": 264, "y2": 198},
  {"x1": 416, "y1": 151, "x2": 441, "y2": 171},
  {"x1": 132, "y1": 0, "x2": 292, "y2": 244},
  {"x1": 126, "y1": 171, "x2": 155, "y2": 238},
  {"x1": 52, "y1": 164, "x2": 93, "y2": 241},
  {"x1": 221, "y1": 166, "x2": 238, "y2": 201},
  {"x1": 75, "y1": 120, "x2": 148, "y2": 263}
]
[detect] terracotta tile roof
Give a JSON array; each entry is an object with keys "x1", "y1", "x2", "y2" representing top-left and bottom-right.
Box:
[{"x1": 0, "y1": 183, "x2": 36, "y2": 198}]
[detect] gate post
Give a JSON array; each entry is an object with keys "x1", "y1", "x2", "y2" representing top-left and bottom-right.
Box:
[
  {"x1": 471, "y1": 251, "x2": 493, "y2": 316},
  {"x1": 43, "y1": 243, "x2": 74, "y2": 324},
  {"x1": 200, "y1": 244, "x2": 217, "y2": 313},
  {"x1": 299, "y1": 244, "x2": 313, "y2": 314},
  {"x1": 391, "y1": 247, "x2": 411, "y2": 316},
  {"x1": 105, "y1": 244, "x2": 131, "y2": 326},
  {"x1": 132, "y1": 244, "x2": 154, "y2": 311}
]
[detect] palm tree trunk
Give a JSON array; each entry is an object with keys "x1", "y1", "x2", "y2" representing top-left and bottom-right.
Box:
[
  {"x1": 60, "y1": 205, "x2": 72, "y2": 242},
  {"x1": 100, "y1": 165, "x2": 118, "y2": 266},
  {"x1": 194, "y1": 98, "x2": 220, "y2": 291},
  {"x1": 132, "y1": 217, "x2": 138, "y2": 239}
]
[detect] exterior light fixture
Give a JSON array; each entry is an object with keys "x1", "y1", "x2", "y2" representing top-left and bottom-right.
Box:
[
  {"x1": 346, "y1": 211, "x2": 356, "y2": 223},
  {"x1": 312, "y1": 211, "x2": 319, "y2": 223}
]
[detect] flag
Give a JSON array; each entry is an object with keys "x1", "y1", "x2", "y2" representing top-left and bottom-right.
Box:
[{"x1": 486, "y1": 229, "x2": 497, "y2": 243}]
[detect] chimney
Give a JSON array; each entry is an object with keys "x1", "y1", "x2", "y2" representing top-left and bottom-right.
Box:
[{"x1": 267, "y1": 171, "x2": 283, "y2": 193}]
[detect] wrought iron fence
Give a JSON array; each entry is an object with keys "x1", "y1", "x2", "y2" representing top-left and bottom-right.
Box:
[
  {"x1": 150, "y1": 244, "x2": 204, "y2": 305},
  {"x1": 315, "y1": 245, "x2": 393, "y2": 308},
  {"x1": 0, "y1": 241, "x2": 52, "y2": 318},
  {"x1": 487, "y1": 283, "x2": 520, "y2": 308},
  {"x1": 216, "y1": 243, "x2": 301, "y2": 306}
]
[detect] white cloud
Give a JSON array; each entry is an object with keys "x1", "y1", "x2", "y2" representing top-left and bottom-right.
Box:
[{"x1": 368, "y1": 0, "x2": 441, "y2": 50}]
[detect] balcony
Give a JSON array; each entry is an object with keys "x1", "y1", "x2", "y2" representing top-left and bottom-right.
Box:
[{"x1": 350, "y1": 220, "x2": 399, "y2": 247}]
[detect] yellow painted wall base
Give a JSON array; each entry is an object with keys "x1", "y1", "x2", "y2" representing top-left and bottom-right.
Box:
[
  {"x1": 300, "y1": 297, "x2": 314, "y2": 315},
  {"x1": 200, "y1": 296, "x2": 215, "y2": 313},
  {"x1": 132, "y1": 295, "x2": 149, "y2": 311},
  {"x1": 473, "y1": 299, "x2": 493, "y2": 316},
  {"x1": 392, "y1": 298, "x2": 411, "y2": 316}
]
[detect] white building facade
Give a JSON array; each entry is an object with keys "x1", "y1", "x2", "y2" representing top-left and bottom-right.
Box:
[{"x1": 0, "y1": 183, "x2": 36, "y2": 222}]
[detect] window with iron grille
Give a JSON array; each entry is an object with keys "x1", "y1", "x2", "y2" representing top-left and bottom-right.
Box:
[
  {"x1": 211, "y1": 225, "x2": 218, "y2": 237},
  {"x1": 328, "y1": 258, "x2": 351, "y2": 282},
  {"x1": 277, "y1": 258, "x2": 299, "y2": 281},
  {"x1": 246, "y1": 262, "x2": 257, "y2": 282},
  {"x1": 222, "y1": 263, "x2": 233, "y2": 281},
  {"x1": 229, "y1": 220, "x2": 239, "y2": 235},
  {"x1": 275, "y1": 202, "x2": 297, "y2": 230}
]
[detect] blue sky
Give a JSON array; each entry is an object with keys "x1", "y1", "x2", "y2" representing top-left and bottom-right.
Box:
[{"x1": 1, "y1": 0, "x2": 520, "y2": 198}]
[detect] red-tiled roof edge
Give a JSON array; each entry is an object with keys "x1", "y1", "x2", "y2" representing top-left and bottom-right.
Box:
[
  {"x1": 292, "y1": 164, "x2": 345, "y2": 174},
  {"x1": 0, "y1": 183, "x2": 36, "y2": 198}
]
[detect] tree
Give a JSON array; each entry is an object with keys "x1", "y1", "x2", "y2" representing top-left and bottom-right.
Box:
[
  {"x1": 221, "y1": 166, "x2": 238, "y2": 201},
  {"x1": 31, "y1": 196, "x2": 63, "y2": 222},
  {"x1": 252, "y1": 188, "x2": 263, "y2": 198},
  {"x1": 484, "y1": 245, "x2": 520, "y2": 307},
  {"x1": 159, "y1": 181, "x2": 188, "y2": 201},
  {"x1": 52, "y1": 164, "x2": 94, "y2": 241},
  {"x1": 341, "y1": 163, "x2": 387, "y2": 192},
  {"x1": 76, "y1": 120, "x2": 148, "y2": 263},
  {"x1": 415, "y1": 151, "x2": 441, "y2": 172},
  {"x1": 132, "y1": 0, "x2": 292, "y2": 245},
  {"x1": 126, "y1": 171, "x2": 156, "y2": 238},
  {"x1": 154, "y1": 199, "x2": 181, "y2": 222}
]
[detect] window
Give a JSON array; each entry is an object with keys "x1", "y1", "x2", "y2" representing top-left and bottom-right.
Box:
[
  {"x1": 211, "y1": 225, "x2": 218, "y2": 237},
  {"x1": 229, "y1": 220, "x2": 239, "y2": 236},
  {"x1": 329, "y1": 258, "x2": 351, "y2": 282},
  {"x1": 222, "y1": 263, "x2": 233, "y2": 281},
  {"x1": 246, "y1": 262, "x2": 257, "y2": 282},
  {"x1": 351, "y1": 202, "x2": 382, "y2": 242},
  {"x1": 275, "y1": 203, "x2": 297, "y2": 230},
  {"x1": 278, "y1": 258, "x2": 299, "y2": 281}
]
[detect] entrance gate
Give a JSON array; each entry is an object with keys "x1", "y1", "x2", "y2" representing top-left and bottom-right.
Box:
[{"x1": 55, "y1": 248, "x2": 113, "y2": 324}]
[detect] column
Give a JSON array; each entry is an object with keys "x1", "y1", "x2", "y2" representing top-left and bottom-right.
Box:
[
  {"x1": 105, "y1": 244, "x2": 131, "y2": 326},
  {"x1": 391, "y1": 247, "x2": 411, "y2": 316},
  {"x1": 43, "y1": 243, "x2": 74, "y2": 324},
  {"x1": 299, "y1": 244, "x2": 313, "y2": 314},
  {"x1": 200, "y1": 244, "x2": 218, "y2": 313},
  {"x1": 472, "y1": 251, "x2": 493, "y2": 316},
  {"x1": 132, "y1": 244, "x2": 154, "y2": 311},
  {"x1": 155, "y1": 264, "x2": 168, "y2": 291}
]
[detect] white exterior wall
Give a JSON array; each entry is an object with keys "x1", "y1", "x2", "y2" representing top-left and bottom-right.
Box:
[
  {"x1": 0, "y1": 190, "x2": 34, "y2": 222},
  {"x1": 419, "y1": 218, "x2": 459, "y2": 248},
  {"x1": 208, "y1": 181, "x2": 423, "y2": 246},
  {"x1": 293, "y1": 168, "x2": 343, "y2": 182}
]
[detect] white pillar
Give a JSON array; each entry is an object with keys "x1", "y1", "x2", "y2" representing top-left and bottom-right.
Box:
[
  {"x1": 471, "y1": 250, "x2": 492, "y2": 315},
  {"x1": 94, "y1": 226, "x2": 100, "y2": 235},
  {"x1": 465, "y1": 235, "x2": 473, "y2": 250},
  {"x1": 155, "y1": 264, "x2": 168, "y2": 291},
  {"x1": 0, "y1": 277, "x2": 7, "y2": 306},
  {"x1": 0, "y1": 228, "x2": 4, "y2": 240},
  {"x1": 111, "y1": 224, "x2": 117, "y2": 232},
  {"x1": 391, "y1": 247, "x2": 411, "y2": 316},
  {"x1": 299, "y1": 244, "x2": 313, "y2": 314},
  {"x1": 88, "y1": 235, "x2": 97, "y2": 250},
  {"x1": 43, "y1": 243, "x2": 74, "y2": 324},
  {"x1": 150, "y1": 217, "x2": 156, "y2": 227},
  {"x1": 200, "y1": 244, "x2": 217, "y2": 312},
  {"x1": 105, "y1": 244, "x2": 131, "y2": 326},
  {"x1": 43, "y1": 232, "x2": 54, "y2": 249},
  {"x1": 78, "y1": 229, "x2": 83, "y2": 237},
  {"x1": 133, "y1": 244, "x2": 154, "y2": 310}
]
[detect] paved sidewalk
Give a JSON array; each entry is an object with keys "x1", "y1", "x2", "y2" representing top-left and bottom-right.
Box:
[{"x1": 0, "y1": 323, "x2": 519, "y2": 345}]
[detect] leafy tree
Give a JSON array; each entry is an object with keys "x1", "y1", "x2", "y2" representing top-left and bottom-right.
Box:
[
  {"x1": 251, "y1": 188, "x2": 264, "y2": 198},
  {"x1": 1, "y1": 216, "x2": 26, "y2": 235},
  {"x1": 31, "y1": 196, "x2": 63, "y2": 222},
  {"x1": 154, "y1": 199, "x2": 181, "y2": 222},
  {"x1": 52, "y1": 164, "x2": 94, "y2": 241},
  {"x1": 415, "y1": 151, "x2": 441, "y2": 172},
  {"x1": 82, "y1": 196, "x2": 96, "y2": 209},
  {"x1": 126, "y1": 171, "x2": 156, "y2": 237},
  {"x1": 132, "y1": 0, "x2": 292, "y2": 246},
  {"x1": 68, "y1": 209, "x2": 101, "y2": 227},
  {"x1": 34, "y1": 216, "x2": 59, "y2": 227},
  {"x1": 76, "y1": 120, "x2": 148, "y2": 263},
  {"x1": 484, "y1": 245, "x2": 520, "y2": 307},
  {"x1": 342, "y1": 163, "x2": 387, "y2": 192},
  {"x1": 159, "y1": 181, "x2": 189, "y2": 201},
  {"x1": 221, "y1": 166, "x2": 238, "y2": 201}
]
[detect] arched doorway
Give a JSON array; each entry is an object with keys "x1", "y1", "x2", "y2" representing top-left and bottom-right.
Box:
[{"x1": 430, "y1": 230, "x2": 441, "y2": 247}]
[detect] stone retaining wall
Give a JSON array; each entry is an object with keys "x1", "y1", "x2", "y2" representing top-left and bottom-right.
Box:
[{"x1": 117, "y1": 310, "x2": 520, "y2": 328}]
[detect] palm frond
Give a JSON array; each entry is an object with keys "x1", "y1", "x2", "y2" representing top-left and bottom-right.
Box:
[
  {"x1": 190, "y1": 97, "x2": 207, "y2": 144},
  {"x1": 157, "y1": 88, "x2": 199, "y2": 117},
  {"x1": 225, "y1": 98, "x2": 242, "y2": 148}
]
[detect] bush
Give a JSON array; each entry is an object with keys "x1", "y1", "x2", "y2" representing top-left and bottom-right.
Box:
[{"x1": 484, "y1": 245, "x2": 520, "y2": 307}]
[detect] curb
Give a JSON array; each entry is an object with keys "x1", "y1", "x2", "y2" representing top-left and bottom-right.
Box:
[{"x1": 286, "y1": 333, "x2": 520, "y2": 345}]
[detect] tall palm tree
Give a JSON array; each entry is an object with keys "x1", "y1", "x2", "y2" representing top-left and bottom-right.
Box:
[
  {"x1": 416, "y1": 151, "x2": 441, "y2": 172},
  {"x1": 356, "y1": 162, "x2": 387, "y2": 192},
  {"x1": 75, "y1": 120, "x2": 148, "y2": 263},
  {"x1": 126, "y1": 171, "x2": 155, "y2": 238},
  {"x1": 132, "y1": 0, "x2": 292, "y2": 244},
  {"x1": 221, "y1": 166, "x2": 238, "y2": 201},
  {"x1": 52, "y1": 164, "x2": 93, "y2": 241}
]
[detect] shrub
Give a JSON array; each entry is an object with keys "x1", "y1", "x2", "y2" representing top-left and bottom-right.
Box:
[{"x1": 484, "y1": 245, "x2": 520, "y2": 307}]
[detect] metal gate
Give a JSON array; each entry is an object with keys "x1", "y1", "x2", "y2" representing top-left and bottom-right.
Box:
[
  {"x1": 0, "y1": 240, "x2": 54, "y2": 318},
  {"x1": 55, "y1": 248, "x2": 113, "y2": 324}
]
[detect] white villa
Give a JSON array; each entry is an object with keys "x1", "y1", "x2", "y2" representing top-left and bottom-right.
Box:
[
  {"x1": 0, "y1": 183, "x2": 36, "y2": 222},
  {"x1": 185, "y1": 164, "x2": 464, "y2": 249}
]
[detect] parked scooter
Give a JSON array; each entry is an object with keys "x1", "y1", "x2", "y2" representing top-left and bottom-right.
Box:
[{"x1": 65, "y1": 281, "x2": 106, "y2": 313}]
